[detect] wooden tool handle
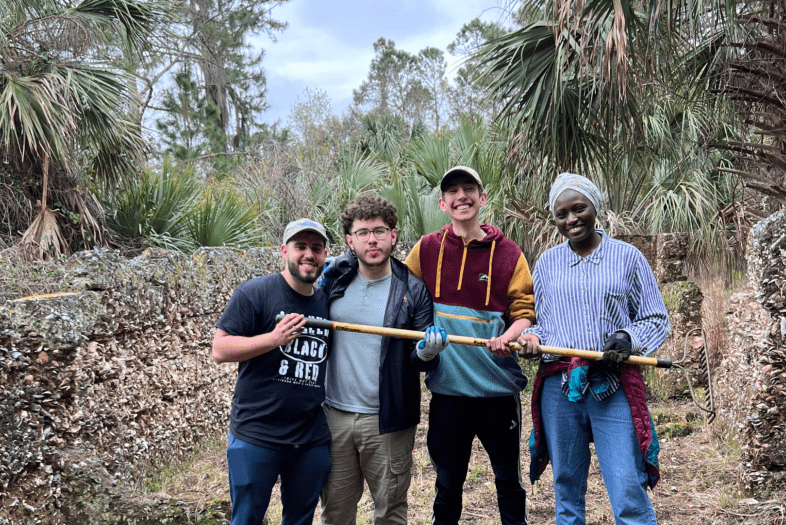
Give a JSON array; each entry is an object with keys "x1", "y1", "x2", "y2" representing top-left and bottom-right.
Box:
[{"x1": 275, "y1": 315, "x2": 672, "y2": 368}]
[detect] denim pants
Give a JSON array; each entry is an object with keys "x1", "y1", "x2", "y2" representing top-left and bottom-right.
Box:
[
  {"x1": 320, "y1": 405, "x2": 417, "y2": 525},
  {"x1": 540, "y1": 374, "x2": 657, "y2": 525},
  {"x1": 226, "y1": 432, "x2": 332, "y2": 525},
  {"x1": 427, "y1": 393, "x2": 527, "y2": 525}
]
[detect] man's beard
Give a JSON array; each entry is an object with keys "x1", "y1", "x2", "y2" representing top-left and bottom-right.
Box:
[
  {"x1": 355, "y1": 245, "x2": 392, "y2": 269},
  {"x1": 287, "y1": 258, "x2": 323, "y2": 284}
]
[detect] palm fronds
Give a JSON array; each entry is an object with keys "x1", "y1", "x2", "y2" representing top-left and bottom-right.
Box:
[
  {"x1": 185, "y1": 182, "x2": 262, "y2": 249},
  {"x1": 1, "y1": 0, "x2": 165, "y2": 258},
  {"x1": 106, "y1": 158, "x2": 199, "y2": 250}
]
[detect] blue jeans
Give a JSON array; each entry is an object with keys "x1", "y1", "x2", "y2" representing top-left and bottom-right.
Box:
[
  {"x1": 540, "y1": 374, "x2": 657, "y2": 525},
  {"x1": 227, "y1": 432, "x2": 331, "y2": 525}
]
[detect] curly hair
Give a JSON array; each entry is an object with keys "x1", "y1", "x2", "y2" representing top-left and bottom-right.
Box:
[{"x1": 340, "y1": 193, "x2": 398, "y2": 235}]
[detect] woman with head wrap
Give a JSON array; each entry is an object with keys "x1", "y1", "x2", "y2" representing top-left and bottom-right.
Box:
[{"x1": 516, "y1": 173, "x2": 670, "y2": 524}]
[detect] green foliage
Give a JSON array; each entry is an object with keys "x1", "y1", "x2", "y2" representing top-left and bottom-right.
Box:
[
  {"x1": 379, "y1": 176, "x2": 449, "y2": 241},
  {"x1": 417, "y1": 47, "x2": 448, "y2": 129},
  {"x1": 446, "y1": 18, "x2": 508, "y2": 123},
  {"x1": 407, "y1": 131, "x2": 452, "y2": 187},
  {"x1": 139, "y1": 0, "x2": 289, "y2": 164},
  {"x1": 0, "y1": 0, "x2": 167, "y2": 257},
  {"x1": 106, "y1": 158, "x2": 200, "y2": 251},
  {"x1": 475, "y1": 0, "x2": 747, "y2": 260},
  {"x1": 185, "y1": 181, "x2": 262, "y2": 249},
  {"x1": 357, "y1": 113, "x2": 407, "y2": 165},
  {"x1": 353, "y1": 38, "x2": 429, "y2": 124},
  {"x1": 155, "y1": 63, "x2": 228, "y2": 167},
  {"x1": 319, "y1": 153, "x2": 386, "y2": 237},
  {"x1": 106, "y1": 157, "x2": 261, "y2": 252},
  {"x1": 0, "y1": 0, "x2": 161, "y2": 179}
]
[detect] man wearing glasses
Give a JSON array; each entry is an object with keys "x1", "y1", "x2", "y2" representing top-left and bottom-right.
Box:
[{"x1": 319, "y1": 194, "x2": 448, "y2": 525}]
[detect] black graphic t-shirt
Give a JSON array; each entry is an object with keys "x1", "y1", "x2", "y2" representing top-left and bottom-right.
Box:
[{"x1": 216, "y1": 273, "x2": 330, "y2": 449}]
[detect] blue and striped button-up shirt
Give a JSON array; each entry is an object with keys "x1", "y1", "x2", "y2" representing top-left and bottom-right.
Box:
[{"x1": 523, "y1": 231, "x2": 670, "y2": 398}]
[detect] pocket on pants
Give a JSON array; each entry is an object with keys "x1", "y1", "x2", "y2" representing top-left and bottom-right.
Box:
[{"x1": 388, "y1": 426, "x2": 416, "y2": 501}]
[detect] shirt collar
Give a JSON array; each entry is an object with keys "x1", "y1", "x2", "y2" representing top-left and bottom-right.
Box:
[{"x1": 566, "y1": 229, "x2": 606, "y2": 267}]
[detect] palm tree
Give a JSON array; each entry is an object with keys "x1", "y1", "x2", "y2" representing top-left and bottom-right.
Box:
[
  {"x1": 0, "y1": 0, "x2": 163, "y2": 259},
  {"x1": 478, "y1": 0, "x2": 768, "y2": 258}
]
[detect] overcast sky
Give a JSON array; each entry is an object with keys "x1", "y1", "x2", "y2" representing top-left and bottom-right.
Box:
[{"x1": 261, "y1": 0, "x2": 511, "y2": 125}]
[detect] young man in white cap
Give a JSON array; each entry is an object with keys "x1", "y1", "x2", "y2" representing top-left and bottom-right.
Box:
[
  {"x1": 405, "y1": 166, "x2": 535, "y2": 525},
  {"x1": 212, "y1": 218, "x2": 332, "y2": 525}
]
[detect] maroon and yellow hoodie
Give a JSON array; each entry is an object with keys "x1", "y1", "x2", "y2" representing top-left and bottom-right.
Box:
[{"x1": 405, "y1": 224, "x2": 535, "y2": 397}]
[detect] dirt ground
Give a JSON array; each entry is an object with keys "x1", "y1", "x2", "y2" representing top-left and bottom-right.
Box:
[{"x1": 173, "y1": 389, "x2": 785, "y2": 525}]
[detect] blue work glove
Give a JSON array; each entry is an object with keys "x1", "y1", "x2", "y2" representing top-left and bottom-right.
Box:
[
  {"x1": 416, "y1": 326, "x2": 449, "y2": 362},
  {"x1": 597, "y1": 331, "x2": 633, "y2": 370},
  {"x1": 316, "y1": 257, "x2": 337, "y2": 288}
]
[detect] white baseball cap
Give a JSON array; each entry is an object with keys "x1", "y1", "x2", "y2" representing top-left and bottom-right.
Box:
[
  {"x1": 440, "y1": 165, "x2": 483, "y2": 192},
  {"x1": 282, "y1": 218, "x2": 328, "y2": 245}
]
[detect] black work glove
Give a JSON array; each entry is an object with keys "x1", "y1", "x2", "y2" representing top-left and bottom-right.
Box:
[{"x1": 597, "y1": 332, "x2": 633, "y2": 371}]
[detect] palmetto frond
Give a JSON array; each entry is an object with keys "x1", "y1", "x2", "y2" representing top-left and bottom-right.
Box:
[
  {"x1": 480, "y1": 0, "x2": 732, "y2": 176},
  {"x1": 479, "y1": 21, "x2": 627, "y2": 176},
  {"x1": 1, "y1": 0, "x2": 165, "y2": 258},
  {"x1": 0, "y1": 73, "x2": 75, "y2": 162},
  {"x1": 1, "y1": 0, "x2": 161, "y2": 172},
  {"x1": 1, "y1": 0, "x2": 160, "y2": 61}
]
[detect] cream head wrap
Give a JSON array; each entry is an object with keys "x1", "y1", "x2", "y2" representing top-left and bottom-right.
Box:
[{"x1": 548, "y1": 173, "x2": 604, "y2": 216}]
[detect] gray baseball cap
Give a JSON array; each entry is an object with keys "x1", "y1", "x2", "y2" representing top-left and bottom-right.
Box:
[
  {"x1": 440, "y1": 165, "x2": 484, "y2": 192},
  {"x1": 282, "y1": 218, "x2": 328, "y2": 245}
]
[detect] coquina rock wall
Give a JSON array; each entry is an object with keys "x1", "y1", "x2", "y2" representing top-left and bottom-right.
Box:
[
  {"x1": 0, "y1": 244, "x2": 409, "y2": 524},
  {"x1": 8, "y1": 230, "x2": 779, "y2": 523},
  {"x1": 0, "y1": 247, "x2": 289, "y2": 524},
  {"x1": 717, "y1": 209, "x2": 786, "y2": 493}
]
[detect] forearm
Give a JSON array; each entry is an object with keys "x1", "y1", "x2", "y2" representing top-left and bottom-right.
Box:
[
  {"x1": 501, "y1": 317, "x2": 532, "y2": 345},
  {"x1": 212, "y1": 329, "x2": 280, "y2": 363}
]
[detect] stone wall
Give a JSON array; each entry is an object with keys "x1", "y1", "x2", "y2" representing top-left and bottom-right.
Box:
[
  {"x1": 2, "y1": 232, "x2": 762, "y2": 523},
  {"x1": 716, "y1": 209, "x2": 786, "y2": 493},
  {"x1": 0, "y1": 247, "x2": 284, "y2": 524},
  {"x1": 0, "y1": 243, "x2": 414, "y2": 524}
]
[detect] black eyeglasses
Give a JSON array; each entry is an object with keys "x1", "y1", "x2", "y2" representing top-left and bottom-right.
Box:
[{"x1": 351, "y1": 227, "x2": 392, "y2": 241}]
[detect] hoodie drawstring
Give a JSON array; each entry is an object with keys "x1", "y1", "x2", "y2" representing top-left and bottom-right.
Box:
[
  {"x1": 435, "y1": 232, "x2": 448, "y2": 298},
  {"x1": 457, "y1": 243, "x2": 468, "y2": 290},
  {"x1": 485, "y1": 240, "x2": 496, "y2": 306},
  {"x1": 437, "y1": 228, "x2": 496, "y2": 305}
]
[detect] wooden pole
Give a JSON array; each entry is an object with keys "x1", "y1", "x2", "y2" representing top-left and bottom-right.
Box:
[{"x1": 277, "y1": 315, "x2": 673, "y2": 369}]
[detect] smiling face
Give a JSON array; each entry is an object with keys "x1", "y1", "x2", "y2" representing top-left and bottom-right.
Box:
[
  {"x1": 438, "y1": 175, "x2": 487, "y2": 225},
  {"x1": 346, "y1": 216, "x2": 397, "y2": 271},
  {"x1": 552, "y1": 189, "x2": 600, "y2": 253},
  {"x1": 280, "y1": 231, "x2": 327, "y2": 286}
]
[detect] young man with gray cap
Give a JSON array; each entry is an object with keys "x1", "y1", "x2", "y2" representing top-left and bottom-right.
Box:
[
  {"x1": 405, "y1": 166, "x2": 535, "y2": 525},
  {"x1": 212, "y1": 218, "x2": 332, "y2": 525}
]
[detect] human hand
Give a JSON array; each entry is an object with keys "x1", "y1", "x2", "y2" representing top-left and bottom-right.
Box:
[
  {"x1": 487, "y1": 335, "x2": 514, "y2": 358},
  {"x1": 316, "y1": 257, "x2": 336, "y2": 287},
  {"x1": 417, "y1": 326, "x2": 449, "y2": 362},
  {"x1": 597, "y1": 332, "x2": 633, "y2": 370},
  {"x1": 270, "y1": 313, "x2": 306, "y2": 348},
  {"x1": 516, "y1": 333, "x2": 541, "y2": 358}
]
